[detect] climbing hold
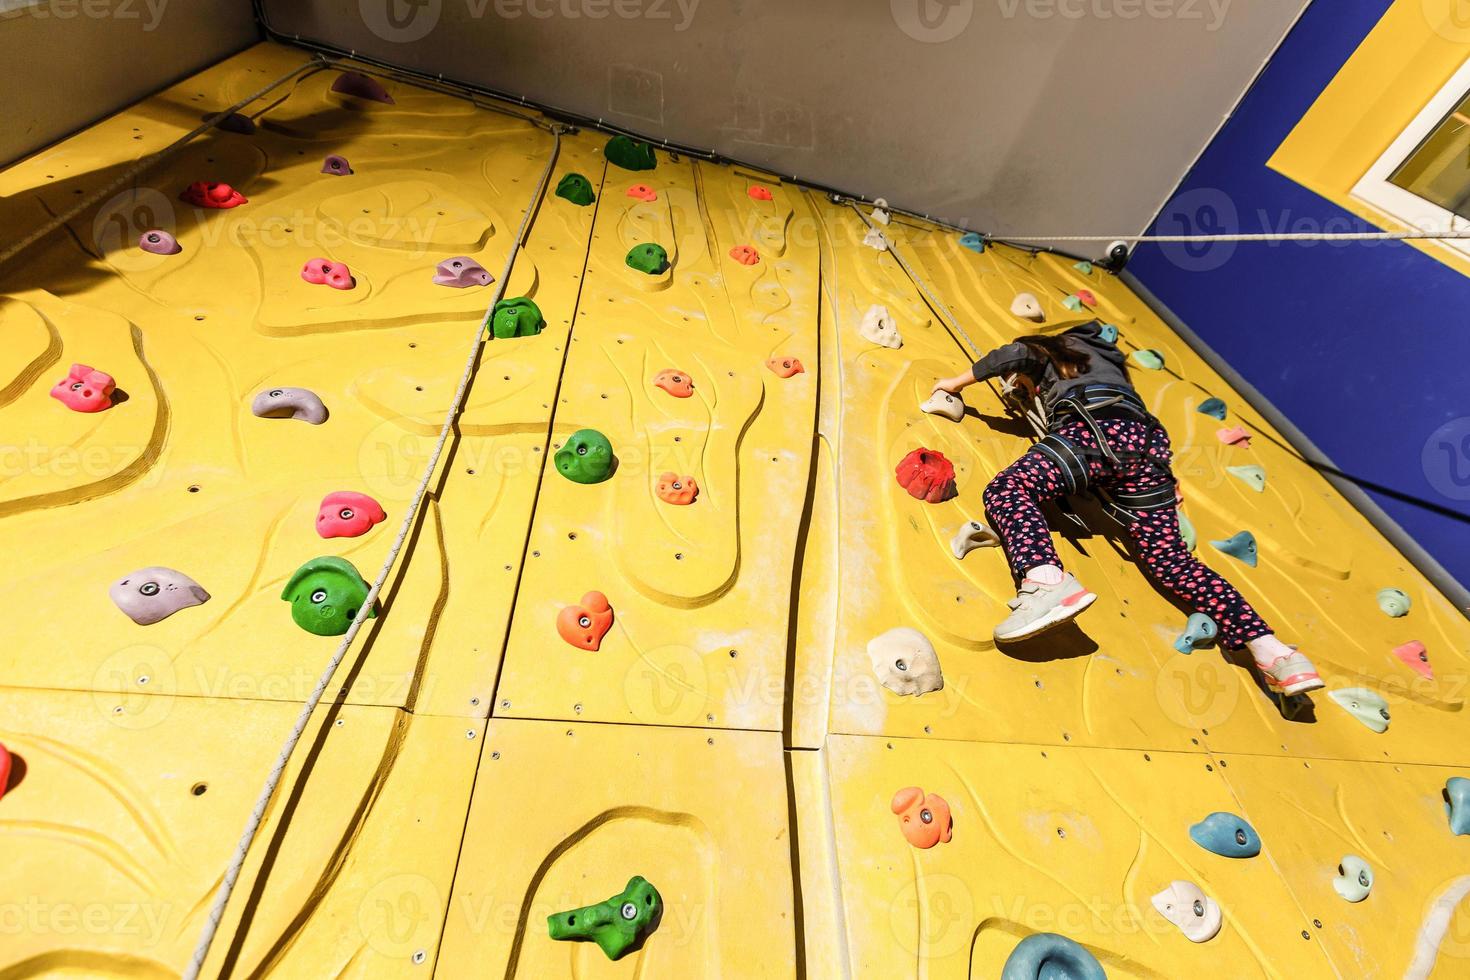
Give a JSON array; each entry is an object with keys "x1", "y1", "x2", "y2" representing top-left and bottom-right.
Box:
[
  {"x1": 555, "y1": 429, "x2": 615, "y2": 484},
  {"x1": 330, "y1": 71, "x2": 394, "y2": 104},
  {"x1": 1177, "y1": 508, "x2": 1197, "y2": 552},
  {"x1": 920, "y1": 390, "x2": 965, "y2": 422},
  {"x1": 748, "y1": 185, "x2": 773, "y2": 201},
  {"x1": 1098, "y1": 323, "x2": 1118, "y2": 344},
  {"x1": 1197, "y1": 397, "x2": 1227, "y2": 420},
  {"x1": 487, "y1": 296, "x2": 544, "y2": 339},
  {"x1": 1189, "y1": 812, "x2": 1261, "y2": 858},
  {"x1": 109, "y1": 567, "x2": 210, "y2": 625},
  {"x1": 890, "y1": 786, "x2": 953, "y2": 848},
  {"x1": 316, "y1": 491, "x2": 387, "y2": 539},
  {"x1": 1216, "y1": 426, "x2": 1252, "y2": 447},
  {"x1": 1227, "y1": 465, "x2": 1266, "y2": 493},
  {"x1": 301, "y1": 257, "x2": 355, "y2": 290},
  {"x1": 547, "y1": 876, "x2": 661, "y2": 960},
  {"x1": 1000, "y1": 934, "x2": 1106, "y2": 980},
  {"x1": 652, "y1": 369, "x2": 694, "y2": 398},
  {"x1": 1151, "y1": 881, "x2": 1222, "y2": 943},
  {"x1": 213, "y1": 112, "x2": 255, "y2": 135},
  {"x1": 1446, "y1": 777, "x2": 1470, "y2": 835},
  {"x1": 895, "y1": 449, "x2": 957, "y2": 503},
  {"x1": 280, "y1": 556, "x2": 376, "y2": 636},
  {"x1": 655, "y1": 472, "x2": 698, "y2": 506},
  {"x1": 50, "y1": 364, "x2": 116, "y2": 413},
  {"x1": 1334, "y1": 856, "x2": 1374, "y2": 903},
  {"x1": 1073, "y1": 260, "x2": 1093, "y2": 274},
  {"x1": 1377, "y1": 588, "x2": 1411, "y2": 618},
  {"x1": 766, "y1": 356, "x2": 804, "y2": 378},
  {"x1": 1010, "y1": 292, "x2": 1044, "y2": 322},
  {"x1": 605, "y1": 135, "x2": 656, "y2": 171},
  {"x1": 1173, "y1": 613, "x2": 1218, "y2": 654},
  {"x1": 958, "y1": 232, "x2": 985, "y2": 253},
  {"x1": 1131, "y1": 349, "x2": 1165, "y2": 370},
  {"x1": 1062, "y1": 295, "x2": 1084, "y2": 312},
  {"x1": 951, "y1": 519, "x2": 1000, "y2": 558},
  {"x1": 180, "y1": 181, "x2": 247, "y2": 209},
  {"x1": 1329, "y1": 688, "x2": 1390, "y2": 733},
  {"x1": 626, "y1": 183, "x2": 657, "y2": 202},
  {"x1": 871, "y1": 198, "x2": 891, "y2": 225},
  {"x1": 433, "y1": 256, "x2": 493, "y2": 288},
  {"x1": 862, "y1": 226, "x2": 888, "y2": 250},
  {"x1": 0, "y1": 743, "x2": 9, "y2": 802},
  {"x1": 729, "y1": 245, "x2": 760, "y2": 265},
  {"x1": 251, "y1": 386, "x2": 328, "y2": 425},
  {"x1": 868, "y1": 628, "x2": 943, "y2": 697},
  {"x1": 625, "y1": 242, "x2": 669, "y2": 275},
  {"x1": 556, "y1": 173, "x2": 595, "y2": 205},
  {"x1": 1076, "y1": 289, "x2": 1096, "y2": 306},
  {"x1": 138, "y1": 229, "x2": 181, "y2": 255},
  {"x1": 321, "y1": 154, "x2": 352, "y2": 176},
  {"x1": 1393, "y1": 640, "x2": 1433, "y2": 679},
  {"x1": 1209, "y1": 531, "x2": 1258, "y2": 567},
  {"x1": 556, "y1": 591, "x2": 614, "y2": 651},
  {"x1": 858, "y1": 305, "x2": 903, "y2": 349}
]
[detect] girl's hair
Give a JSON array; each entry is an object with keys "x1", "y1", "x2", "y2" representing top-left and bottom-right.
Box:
[{"x1": 1017, "y1": 332, "x2": 1091, "y2": 381}]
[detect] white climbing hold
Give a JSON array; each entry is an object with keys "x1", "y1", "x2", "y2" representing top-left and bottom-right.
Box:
[
  {"x1": 862, "y1": 226, "x2": 888, "y2": 251},
  {"x1": 1227, "y1": 465, "x2": 1266, "y2": 492},
  {"x1": 1010, "y1": 292, "x2": 1044, "y2": 322},
  {"x1": 1151, "y1": 881, "x2": 1222, "y2": 943},
  {"x1": 871, "y1": 198, "x2": 891, "y2": 225},
  {"x1": 921, "y1": 390, "x2": 965, "y2": 422},
  {"x1": 858, "y1": 305, "x2": 903, "y2": 349},
  {"x1": 950, "y1": 519, "x2": 1000, "y2": 558},
  {"x1": 867, "y1": 627, "x2": 944, "y2": 697}
]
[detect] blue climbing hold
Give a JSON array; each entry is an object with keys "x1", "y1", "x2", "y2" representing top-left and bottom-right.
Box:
[
  {"x1": 1073, "y1": 260, "x2": 1094, "y2": 275},
  {"x1": 1190, "y1": 812, "x2": 1261, "y2": 858},
  {"x1": 1210, "y1": 531, "x2": 1257, "y2": 567},
  {"x1": 1197, "y1": 397, "x2": 1227, "y2": 420},
  {"x1": 1000, "y1": 933, "x2": 1106, "y2": 980},
  {"x1": 1173, "y1": 613, "x2": 1218, "y2": 654},
  {"x1": 959, "y1": 232, "x2": 985, "y2": 253},
  {"x1": 1098, "y1": 323, "x2": 1119, "y2": 344},
  {"x1": 1446, "y1": 777, "x2": 1470, "y2": 836},
  {"x1": 1227, "y1": 465, "x2": 1266, "y2": 493}
]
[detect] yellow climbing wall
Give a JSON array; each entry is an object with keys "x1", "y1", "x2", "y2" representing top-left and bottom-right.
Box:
[{"x1": 0, "y1": 41, "x2": 1468, "y2": 979}]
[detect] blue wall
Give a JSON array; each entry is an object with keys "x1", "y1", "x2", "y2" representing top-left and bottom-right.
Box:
[{"x1": 1130, "y1": 0, "x2": 1470, "y2": 592}]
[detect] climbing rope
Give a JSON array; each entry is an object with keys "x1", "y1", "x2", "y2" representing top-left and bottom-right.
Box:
[{"x1": 181, "y1": 122, "x2": 566, "y2": 980}]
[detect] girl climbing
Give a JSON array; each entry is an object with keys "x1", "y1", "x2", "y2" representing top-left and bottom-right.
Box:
[{"x1": 930, "y1": 320, "x2": 1324, "y2": 696}]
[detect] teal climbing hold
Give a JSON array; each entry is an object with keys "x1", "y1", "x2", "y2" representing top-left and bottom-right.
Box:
[
  {"x1": 1197, "y1": 397, "x2": 1227, "y2": 420},
  {"x1": 1173, "y1": 613, "x2": 1218, "y2": 654},
  {"x1": 1376, "y1": 588, "x2": 1411, "y2": 618},
  {"x1": 958, "y1": 232, "x2": 985, "y2": 253},
  {"x1": 1190, "y1": 812, "x2": 1261, "y2": 858},
  {"x1": 555, "y1": 429, "x2": 615, "y2": 484},
  {"x1": 626, "y1": 243, "x2": 669, "y2": 275},
  {"x1": 1000, "y1": 933, "x2": 1106, "y2": 980},
  {"x1": 1210, "y1": 531, "x2": 1257, "y2": 567},
  {"x1": 280, "y1": 556, "x2": 376, "y2": 637},
  {"x1": 1098, "y1": 323, "x2": 1118, "y2": 344},
  {"x1": 488, "y1": 297, "x2": 545, "y2": 339},
  {"x1": 1177, "y1": 509, "x2": 1197, "y2": 552},
  {"x1": 1131, "y1": 349, "x2": 1165, "y2": 370},
  {"x1": 605, "y1": 135, "x2": 656, "y2": 171},
  {"x1": 1328, "y1": 687, "x2": 1390, "y2": 733},
  {"x1": 1227, "y1": 465, "x2": 1266, "y2": 493},
  {"x1": 1073, "y1": 260, "x2": 1093, "y2": 275},
  {"x1": 555, "y1": 172, "x2": 595, "y2": 206},
  {"x1": 1446, "y1": 777, "x2": 1470, "y2": 835}
]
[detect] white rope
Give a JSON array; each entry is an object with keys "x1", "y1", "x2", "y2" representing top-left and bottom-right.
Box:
[{"x1": 181, "y1": 123, "x2": 565, "y2": 980}]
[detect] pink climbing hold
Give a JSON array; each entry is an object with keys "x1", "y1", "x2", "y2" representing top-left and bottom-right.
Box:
[
  {"x1": 301, "y1": 258, "x2": 355, "y2": 290},
  {"x1": 316, "y1": 491, "x2": 387, "y2": 539},
  {"x1": 50, "y1": 363, "x2": 115, "y2": 413},
  {"x1": 180, "y1": 181, "x2": 247, "y2": 209},
  {"x1": 1076, "y1": 288, "x2": 1096, "y2": 306},
  {"x1": 895, "y1": 449, "x2": 958, "y2": 503},
  {"x1": 0, "y1": 743, "x2": 10, "y2": 802},
  {"x1": 1216, "y1": 426, "x2": 1252, "y2": 447},
  {"x1": 331, "y1": 71, "x2": 395, "y2": 104},
  {"x1": 1393, "y1": 640, "x2": 1433, "y2": 680},
  {"x1": 626, "y1": 184, "x2": 658, "y2": 202},
  {"x1": 433, "y1": 256, "x2": 493, "y2": 288},
  {"x1": 748, "y1": 185, "x2": 773, "y2": 201},
  {"x1": 729, "y1": 245, "x2": 760, "y2": 266},
  {"x1": 138, "y1": 229, "x2": 181, "y2": 255},
  {"x1": 321, "y1": 154, "x2": 353, "y2": 176}
]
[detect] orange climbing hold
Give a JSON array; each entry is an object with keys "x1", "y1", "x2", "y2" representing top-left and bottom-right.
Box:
[
  {"x1": 653, "y1": 369, "x2": 694, "y2": 398},
  {"x1": 1393, "y1": 640, "x2": 1433, "y2": 679},
  {"x1": 626, "y1": 184, "x2": 658, "y2": 202},
  {"x1": 729, "y1": 245, "x2": 760, "y2": 265},
  {"x1": 895, "y1": 448, "x2": 957, "y2": 503},
  {"x1": 748, "y1": 185, "x2": 773, "y2": 201},
  {"x1": 891, "y1": 786, "x2": 953, "y2": 849},
  {"x1": 556, "y1": 591, "x2": 614, "y2": 651},
  {"x1": 656, "y1": 472, "x2": 698, "y2": 505},
  {"x1": 766, "y1": 356, "x2": 804, "y2": 378}
]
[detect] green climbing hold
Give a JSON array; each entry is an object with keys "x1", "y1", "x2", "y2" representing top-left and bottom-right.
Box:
[
  {"x1": 1329, "y1": 687, "x2": 1390, "y2": 734},
  {"x1": 1227, "y1": 464, "x2": 1266, "y2": 493},
  {"x1": 1197, "y1": 397, "x2": 1227, "y2": 420},
  {"x1": 1376, "y1": 588, "x2": 1411, "y2": 618},
  {"x1": 626, "y1": 242, "x2": 669, "y2": 275},
  {"x1": 555, "y1": 172, "x2": 595, "y2": 206},
  {"x1": 547, "y1": 876, "x2": 662, "y2": 960},
  {"x1": 1131, "y1": 349, "x2": 1165, "y2": 370},
  {"x1": 488, "y1": 296, "x2": 545, "y2": 339},
  {"x1": 605, "y1": 135, "x2": 656, "y2": 171},
  {"x1": 555, "y1": 428, "x2": 615, "y2": 484},
  {"x1": 1210, "y1": 530, "x2": 1258, "y2": 567},
  {"x1": 1073, "y1": 260, "x2": 1094, "y2": 275},
  {"x1": 280, "y1": 556, "x2": 376, "y2": 636},
  {"x1": 1177, "y1": 509, "x2": 1197, "y2": 552},
  {"x1": 1062, "y1": 295, "x2": 1084, "y2": 312}
]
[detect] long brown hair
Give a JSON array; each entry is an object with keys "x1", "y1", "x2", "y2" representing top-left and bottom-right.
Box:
[{"x1": 1017, "y1": 333, "x2": 1091, "y2": 380}]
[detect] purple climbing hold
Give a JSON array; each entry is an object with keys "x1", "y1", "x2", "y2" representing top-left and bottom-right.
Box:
[
  {"x1": 321, "y1": 154, "x2": 353, "y2": 176},
  {"x1": 331, "y1": 71, "x2": 395, "y2": 104},
  {"x1": 138, "y1": 229, "x2": 181, "y2": 255},
  {"x1": 433, "y1": 256, "x2": 494, "y2": 288},
  {"x1": 211, "y1": 112, "x2": 256, "y2": 135}
]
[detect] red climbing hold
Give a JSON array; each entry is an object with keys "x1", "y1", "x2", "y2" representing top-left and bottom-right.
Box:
[
  {"x1": 626, "y1": 184, "x2": 658, "y2": 202},
  {"x1": 1216, "y1": 426, "x2": 1252, "y2": 447},
  {"x1": 301, "y1": 257, "x2": 355, "y2": 290},
  {"x1": 766, "y1": 356, "x2": 804, "y2": 378},
  {"x1": 895, "y1": 448, "x2": 957, "y2": 503},
  {"x1": 180, "y1": 181, "x2": 247, "y2": 209},
  {"x1": 748, "y1": 185, "x2": 773, "y2": 201},
  {"x1": 50, "y1": 363, "x2": 115, "y2": 413},
  {"x1": 1076, "y1": 288, "x2": 1096, "y2": 306},
  {"x1": 653, "y1": 369, "x2": 694, "y2": 398},
  {"x1": 557, "y1": 591, "x2": 614, "y2": 651},
  {"x1": 729, "y1": 245, "x2": 760, "y2": 266},
  {"x1": 330, "y1": 71, "x2": 395, "y2": 104},
  {"x1": 1393, "y1": 640, "x2": 1433, "y2": 680},
  {"x1": 316, "y1": 491, "x2": 387, "y2": 539},
  {"x1": 0, "y1": 743, "x2": 10, "y2": 802}
]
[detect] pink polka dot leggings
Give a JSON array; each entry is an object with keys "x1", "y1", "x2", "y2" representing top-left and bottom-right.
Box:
[{"x1": 982, "y1": 418, "x2": 1271, "y2": 648}]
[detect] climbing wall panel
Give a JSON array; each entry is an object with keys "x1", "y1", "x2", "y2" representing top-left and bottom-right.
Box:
[{"x1": 437, "y1": 718, "x2": 796, "y2": 975}]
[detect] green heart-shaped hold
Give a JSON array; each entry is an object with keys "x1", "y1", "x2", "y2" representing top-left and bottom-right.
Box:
[
  {"x1": 489, "y1": 297, "x2": 544, "y2": 339},
  {"x1": 281, "y1": 556, "x2": 376, "y2": 636}
]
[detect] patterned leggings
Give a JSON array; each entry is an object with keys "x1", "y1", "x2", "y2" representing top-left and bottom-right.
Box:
[{"x1": 982, "y1": 418, "x2": 1271, "y2": 648}]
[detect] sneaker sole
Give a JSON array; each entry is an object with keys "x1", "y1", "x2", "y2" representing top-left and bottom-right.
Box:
[
  {"x1": 1269, "y1": 674, "x2": 1325, "y2": 696},
  {"x1": 994, "y1": 590, "x2": 1097, "y2": 643}
]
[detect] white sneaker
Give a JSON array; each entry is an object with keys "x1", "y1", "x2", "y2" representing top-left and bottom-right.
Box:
[
  {"x1": 994, "y1": 572, "x2": 1097, "y2": 642},
  {"x1": 1258, "y1": 651, "x2": 1325, "y2": 696}
]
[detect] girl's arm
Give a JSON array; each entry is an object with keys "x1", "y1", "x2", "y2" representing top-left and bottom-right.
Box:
[{"x1": 933, "y1": 342, "x2": 1039, "y2": 395}]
